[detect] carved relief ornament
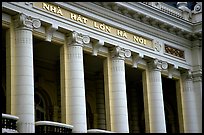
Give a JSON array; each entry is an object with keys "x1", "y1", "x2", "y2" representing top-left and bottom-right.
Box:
[
  {"x1": 193, "y1": 2, "x2": 202, "y2": 13},
  {"x1": 153, "y1": 39, "x2": 162, "y2": 52}
]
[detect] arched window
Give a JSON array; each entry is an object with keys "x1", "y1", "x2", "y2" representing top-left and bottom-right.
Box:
[{"x1": 35, "y1": 92, "x2": 46, "y2": 121}]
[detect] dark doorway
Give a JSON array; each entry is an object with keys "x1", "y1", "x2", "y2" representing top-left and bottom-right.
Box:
[{"x1": 162, "y1": 76, "x2": 180, "y2": 133}]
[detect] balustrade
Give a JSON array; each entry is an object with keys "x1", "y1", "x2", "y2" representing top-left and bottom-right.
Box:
[
  {"x1": 2, "y1": 113, "x2": 19, "y2": 133},
  {"x1": 35, "y1": 121, "x2": 73, "y2": 133}
]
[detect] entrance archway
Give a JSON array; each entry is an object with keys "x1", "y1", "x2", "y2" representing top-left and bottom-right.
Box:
[{"x1": 34, "y1": 88, "x2": 52, "y2": 121}]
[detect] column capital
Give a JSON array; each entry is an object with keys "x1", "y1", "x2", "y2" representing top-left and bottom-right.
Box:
[
  {"x1": 181, "y1": 69, "x2": 193, "y2": 80},
  {"x1": 14, "y1": 13, "x2": 41, "y2": 30},
  {"x1": 67, "y1": 31, "x2": 90, "y2": 46},
  {"x1": 148, "y1": 58, "x2": 168, "y2": 71},
  {"x1": 192, "y1": 68, "x2": 202, "y2": 82},
  {"x1": 110, "y1": 46, "x2": 131, "y2": 60}
]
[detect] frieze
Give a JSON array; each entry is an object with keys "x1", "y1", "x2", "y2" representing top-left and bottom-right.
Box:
[{"x1": 33, "y1": 2, "x2": 153, "y2": 48}]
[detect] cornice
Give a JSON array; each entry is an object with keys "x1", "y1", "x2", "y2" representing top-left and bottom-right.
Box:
[
  {"x1": 60, "y1": 2, "x2": 189, "y2": 47},
  {"x1": 192, "y1": 21, "x2": 202, "y2": 33},
  {"x1": 93, "y1": 2, "x2": 202, "y2": 41}
]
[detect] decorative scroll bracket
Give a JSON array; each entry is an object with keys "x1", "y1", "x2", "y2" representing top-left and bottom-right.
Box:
[
  {"x1": 132, "y1": 53, "x2": 144, "y2": 68},
  {"x1": 45, "y1": 24, "x2": 58, "y2": 42},
  {"x1": 168, "y1": 64, "x2": 178, "y2": 78},
  {"x1": 92, "y1": 40, "x2": 104, "y2": 56}
]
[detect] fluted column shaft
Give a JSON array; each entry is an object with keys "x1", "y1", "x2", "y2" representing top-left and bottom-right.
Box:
[
  {"x1": 147, "y1": 59, "x2": 167, "y2": 133},
  {"x1": 62, "y1": 31, "x2": 90, "y2": 133},
  {"x1": 192, "y1": 40, "x2": 202, "y2": 132},
  {"x1": 109, "y1": 46, "x2": 131, "y2": 133},
  {"x1": 181, "y1": 72, "x2": 199, "y2": 133},
  {"x1": 13, "y1": 13, "x2": 41, "y2": 133},
  {"x1": 67, "y1": 44, "x2": 86, "y2": 132},
  {"x1": 193, "y1": 77, "x2": 202, "y2": 133}
]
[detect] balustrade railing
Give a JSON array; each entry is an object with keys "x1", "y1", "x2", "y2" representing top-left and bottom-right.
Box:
[
  {"x1": 142, "y1": 2, "x2": 183, "y2": 19},
  {"x1": 87, "y1": 129, "x2": 115, "y2": 133},
  {"x1": 2, "y1": 113, "x2": 19, "y2": 133},
  {"x1": 35, "y1": 121, "x2": 73, "y2": 133}
]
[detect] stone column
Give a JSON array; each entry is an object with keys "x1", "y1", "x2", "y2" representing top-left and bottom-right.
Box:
[
  {"x1": 96, "y1": 77, "x2": 106, "y2": 129},
  {"x1": 181, "y1": 71, "x2": 199, "y2": 133},
  {"x1": 192, "y1": 39, "x2": 202, "y2": 132},
  {"x1": 13, "y1": 13, "x2": 41, "y2": 133},
  {"x1": 61, "y1": 31, "x2": 90, "y2": 133},
  {"x1": 109, "y1": 46, "x2": 131, "y2": 133},
  {"x1": 146, "y1": 59, "x2": 167, "y2": 133}
]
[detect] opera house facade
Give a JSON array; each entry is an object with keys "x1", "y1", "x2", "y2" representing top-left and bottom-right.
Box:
[{"x1": 2, "y1": 2, "x2": 202, "y2": 133}]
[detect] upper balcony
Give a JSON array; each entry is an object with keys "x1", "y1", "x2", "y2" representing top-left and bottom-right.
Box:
[
  {"x1": 2, "y1": 113, "x2": 74, "y2": 133},
  {"x1": 2, "y1": 113, "x2": 19, "y2": 133}
]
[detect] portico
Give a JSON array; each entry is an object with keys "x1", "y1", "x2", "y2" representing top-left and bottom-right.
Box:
[{"x1": 2, "y1": 2, "x2": 202, "y2": 133}]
